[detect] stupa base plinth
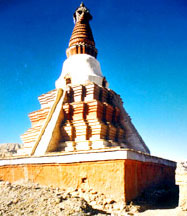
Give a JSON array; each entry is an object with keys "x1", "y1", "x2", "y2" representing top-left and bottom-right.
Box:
[{"x1": 0, "y1": 149, "x2": 176, "y2": 202}]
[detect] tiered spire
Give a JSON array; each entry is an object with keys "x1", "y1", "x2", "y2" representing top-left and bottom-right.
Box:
[
  {"x1": 66, "y1": 3, "x2": 97, "y2": 58},
  {"x1": 19, "y1": 3, "x2": 150, "y2": 156}
]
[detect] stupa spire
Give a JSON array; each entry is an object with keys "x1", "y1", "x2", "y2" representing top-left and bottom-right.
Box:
[
  {"x1": 20, "y1": 2, "x2": 150, "y2": 158},
  {"x1": 66, "y1": 2, "x2": 97, "y2": 58}
]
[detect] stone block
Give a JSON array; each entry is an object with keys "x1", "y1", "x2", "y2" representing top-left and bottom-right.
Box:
[
  {"x1": 63, "y1": 104, "x2": 72, "y2": 120},
  {"x1": 86, "y1": 100, "x2": 104, "y2": 120},
  {"x1": 72, "y1": 103, "x2": 86, "y2": 120},
  {"x1": 107, "y1": 124, "x2": 117, "y2": 141},
  {"x1": 64, "y1": 141, "x2": 76, "y2": 152},
  {"x1": 91, "y1": 140, "x2": 110, "y2": 149},
  {"x1": 76, "y1": 141, "x2": 91, "y2": 151},
  {"x1": 84, "y1": 83, "x2": 101, "y2": 101},
  {"x1": 104, "y1": 103, "x2": 114, "y2": 123},
  {"x1": 88, "y1": 121, "x2": 108, "y2": 140},
  {"x1": 38, "y1": 89, "x2": 57, "y2": 109},
  {"x1": 72, "y1": 85, "x2": 84, "y2": 102},
  {"x1": 101, "y1": 88, "x2": 108, "y2": 103}
]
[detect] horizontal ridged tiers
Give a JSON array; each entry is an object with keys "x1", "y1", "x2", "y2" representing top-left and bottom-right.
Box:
[
  {"x1": 20, "y1": 90, "x2": 57, "y2": 155},
  {"x1": 66, "y1": 3, "x2": 97, "y2": 58},
  {"x1": 69, "y1": 17, "x2": 95, "y2": 47}
]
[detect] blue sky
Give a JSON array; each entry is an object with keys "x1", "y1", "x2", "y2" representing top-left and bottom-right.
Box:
[{"x1": 0, "y1": 0, "x2": 186, "y2": 161}]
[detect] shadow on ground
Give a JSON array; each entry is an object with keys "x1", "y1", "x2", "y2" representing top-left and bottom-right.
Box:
[{"x1": 131, "y1": 182, "x2": 179, "y2": 212}]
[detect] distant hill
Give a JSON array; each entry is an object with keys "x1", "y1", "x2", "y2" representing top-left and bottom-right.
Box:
[{"x1": 0, "y1": 143, "x2": 22, "y2": 157}]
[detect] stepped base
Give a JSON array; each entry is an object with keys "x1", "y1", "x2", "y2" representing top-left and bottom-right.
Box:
[
  {"x1": 58, "y1": 140, "x2": 123, "y2": 152},
  {"x1": 0, "y1": 149, "x2": 176, "y2": 202}
]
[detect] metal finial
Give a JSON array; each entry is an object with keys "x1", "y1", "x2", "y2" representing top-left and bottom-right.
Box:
[
  {"x1": 80, "y1": 2, "x2": 85, "y2": 7},
  {"x1": 73, "y1": 2, "x2": 92, "y2": 24}
]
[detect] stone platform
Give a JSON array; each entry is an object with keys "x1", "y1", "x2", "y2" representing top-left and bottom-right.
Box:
[{"x1": 0, "y1": 149, "x2": 176, "y2": 202}]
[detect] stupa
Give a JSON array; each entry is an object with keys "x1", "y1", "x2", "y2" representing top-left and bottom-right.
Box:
[
  {"x1": 0, "y1": 3, "x2": 176, "y2": 202},
  {"x1": 19, "y1": 3, "x2": 150, "y2": 156}
]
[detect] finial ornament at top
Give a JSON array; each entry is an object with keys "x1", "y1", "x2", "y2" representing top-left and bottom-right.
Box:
[
  {"x1": 80, "y1": 2, "x2": 85, "y2": 7},
  {"x1": 73, "y1": 2, "x2": 92, "y2": 23}
]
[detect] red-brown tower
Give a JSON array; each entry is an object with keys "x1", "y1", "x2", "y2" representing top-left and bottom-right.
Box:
[{"x1": 66, "y1": 3, "x2": 97, "y2": 58}]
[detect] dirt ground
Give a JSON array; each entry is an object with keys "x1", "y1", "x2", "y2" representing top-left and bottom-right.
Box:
[
  {"x1": 0, "y1": 180, "x2": 186, "y2": 216},
  {"x1": 136, "y1": 207, "x2": 186, "y2": 216}
]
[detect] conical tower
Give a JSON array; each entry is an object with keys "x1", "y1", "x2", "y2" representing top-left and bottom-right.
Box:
[
  {"x1": 66, "y1": 2, "x2": 97, "y2": 58},
  {"x1": 20, "y1": 3, "x2": 150, "y2": 156},
  {"x1": 55, "y1": 3, "x2": 105, "y2": 90}
]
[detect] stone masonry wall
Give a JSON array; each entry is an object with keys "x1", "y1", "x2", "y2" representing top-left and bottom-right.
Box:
[{"x1": 0, "y1": 158, "x2": 175, "y2": 202}]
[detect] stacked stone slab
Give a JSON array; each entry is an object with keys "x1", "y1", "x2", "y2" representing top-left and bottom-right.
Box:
[
  {"x1": 19, "y1": 90, "x2": 57, "y2": 155},
  {"x1": 19, "y1": 81, "x2": 145, "y2": 155},
  {"x1": 19, "y1": 83, "x2": 149, "y2": 155},
  {"x1": 59, "y1": 82, "x2": 126, "y2": 152}
]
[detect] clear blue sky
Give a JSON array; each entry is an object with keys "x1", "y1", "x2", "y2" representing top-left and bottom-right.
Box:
[{"x1": 0, "y1": 0, "x2": 186, "y2": 161}]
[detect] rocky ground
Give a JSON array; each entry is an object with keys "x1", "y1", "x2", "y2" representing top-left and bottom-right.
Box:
[
  {"x1": 0, "y1": 143, "x2": 21, "y2": 157},
  {"x1": 0, "y1": 180, "x2": 136, "y2": 216},
  {"x1": 0, "y1": 180, "x2": 186, "y2": 216}
]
